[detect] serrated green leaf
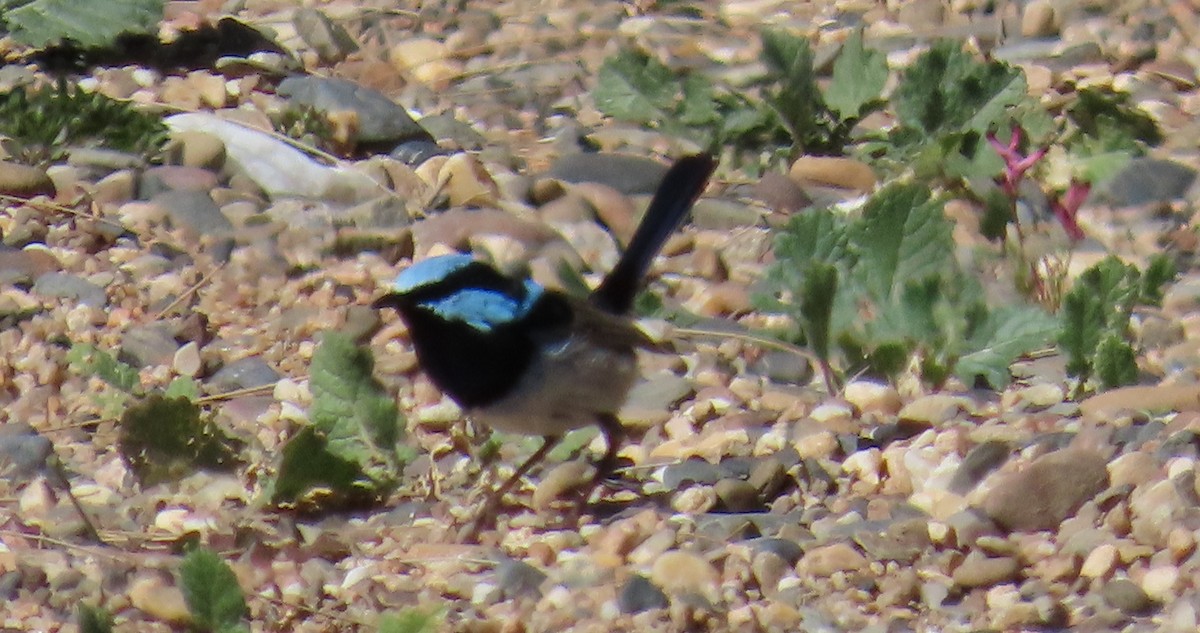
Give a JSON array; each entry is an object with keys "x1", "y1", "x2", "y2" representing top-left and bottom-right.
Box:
[
  {"x1": 67, "y1": 343, "x2": 140, "y2": 393},
  {"x1": 271, "y1": 427, "x2": 384, "y2": 508},
  {"x1": 1058, "y1": 256, "x2": 1140, "y2": 380},
  {"x1": 853, "y1": 183, "x2": 953, "y2": 301},
  {"x1": 894, "y1": 41, "x2": 1023, "y2": 135},
  {"x1": 760, "y1": 28, "x2": 824, "y2": 147},
  {"x1": 1068, "y1": 87, "x2": 1162, "y2": 150},
  {"x1": 178, "y1": 548, "x2": 247, "y2": 632},
  {"x1": 957, "y1": 305, "x2": 1058, "y2": 389},
  {"x1": 4, "y1": 0, "x2": 164, "y2": 48},
  {"x1": 118, "y1": 395, "x2": 241, "y2": 486},
  {"x1": 594, "y1": 49, "x2": 679, "y2": 125},
  {"x1": 77, "y1": 604, "x2": 112, "y2": 633},
  {"x1": 825, "y1": 30, "x2": 888, "y2": 120},
  {"x1": 309, "y1": 331, "x2": 407, "y2": 482},
  {"x1": 678, "y1": 74, "x2": 721, "y2": 128},
  {"x1": 1139, "y1": 254, "x2": 1177, "y2": 306},
  {"x1": 1095, "y1": 333, "x2": 1138, "y2": 389}
]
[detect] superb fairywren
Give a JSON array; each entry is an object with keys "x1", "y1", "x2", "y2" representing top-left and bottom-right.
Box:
[{"x1": 373, "y1": 154, "x2": 716, "y2": 539}]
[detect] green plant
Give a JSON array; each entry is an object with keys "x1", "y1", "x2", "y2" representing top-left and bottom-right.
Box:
[
  {"x1": 1058, "y1": 255, "x2": 1176, "y2": 391},
  {"x1": 270, "y1": 331, "x2": 414, "y2": 511},
  {"x1": 0, "y1": 81, "x2": 168, "y2": 165},
  {"x1": 178, "y1": 547, "x2": 249, "y2": 633},
  {"x1": 0, "y1": 0, "x2": 163, "y2": 48},
  {"x1": 66, "y1": 343, "x2": 235, "y2": 485},
  {"x1": 758, "y1": 182, "x2": 1058, "y2": 390}
]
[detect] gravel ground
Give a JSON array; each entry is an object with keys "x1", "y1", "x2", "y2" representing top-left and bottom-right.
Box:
[{"x1": 4, "y1": 0, "x2": 1200, "y2": 631}]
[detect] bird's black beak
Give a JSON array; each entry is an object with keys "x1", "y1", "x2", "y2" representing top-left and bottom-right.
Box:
[{"x1": 372, "y1": 293, "x2": 406, "y2": 311}]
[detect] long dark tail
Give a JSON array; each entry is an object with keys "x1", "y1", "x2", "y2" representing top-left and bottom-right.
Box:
[{"x1": 590, "y1": 153, "x2": 716, "y2": 314}]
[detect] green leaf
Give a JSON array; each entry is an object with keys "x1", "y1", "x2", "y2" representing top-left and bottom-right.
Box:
[
  {"x1": 546, "y1": 427, "x2": 599, "y2": 462},
  {"x1": 1057, "y1": 256, "x2": 1140, "y2": 380},
  {"x1": 1068, "y1": 87, "x2": 1162, "y2": 150},
  {"x1": 594, "y1": 49, "x2": 679, "y2": 125},
  {"x1": 118, "y1": 395, "x2": 241, "y2": 486},
  {"x1": 853, "y1": 183, "x2": 953, "y2": 301},
  {"x1": 165, "y1": 376, "x2": 199, "y2": 401},
  {"x1": 77, "y1": 604, "x2": 113, "y2": 633},
  {"x1": 1139, "y1": 254, "x2": 1177, "y2": 306},
  {"x1": 3, "y1": 0, "x2": 164, "y2": 48},
  {"x1": 894, "y1": 41, "x2": 1024, "y2": 135},
  {"x1": 379, "y1": 608, "x2": 442, "y2": 633},
  {"x1": 271, "y1": 427, "x2": 385, "y2": 509},
  {"x1": 760, "y1": 28, "x2": 823, "y2": 148},
  {"x1": 178, "y1": 548, "x2": 247, "y2": 633},
  {"x1": 956, "y1": 305, "x2": 1058, "y2": 389},
  {"x1": 309, "y1": 331, "x2": 410, "y2": 483},
  {"x1": 980, "y1": 183, "x2": 1014, "y2": 241},
  {"x1": 825, "y1": 30, "x2": 888, "y2": 120},
  {"x1": 799, "y1": 262, "x2": 838, "y2": 362},
  {"x1": 67, "y1": 343, "x2": 140, "y2": 393},
  {"x1": 1095, "y1": 333, "x2": 1138, "y2": 389}
]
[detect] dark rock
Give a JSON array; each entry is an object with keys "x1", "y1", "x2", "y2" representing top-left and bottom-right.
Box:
[
  {"x1": 747, "y1": 537, "x2": 804, "y2": 565},
  {"x1": 717, "y1": 456, "x2": 756, "y2": 480},
  {"x1": 417, "y1": 114, "x2": 487, "y2": 151},
  {"x1": 949, "y1": 440, "x2": 1011, "y2": 494},
  {"x1": 748, "y1": 456, "x2": 790, "y2": 500},
  {"x1": 663, "y1": 458, "x2": 722, "y2": 489},
  {"x1": 292, "y1": 8, "x2": 358, "y2": 63},
  {"x1": 0, "y1": 422, "x2": 52, "y2": 479},
  {"x1": 0, "y1": 162, "x2": 54, "y2": 198},
  {"x1": 494, "y1": 558, "x2": 546, "y2": 600},
  {"x1": 546, "y1": 153, "x2": 669, "y2": 195},
  {"x1": 138, "y1": 165, "x2": 221, "y2": 198},
  {"x1": 755, "y1": 350, "x2": 812, "y2": 384},
  {"x1": 951, "y1": 552, "x2": 1020, "y2": 588},
  {"x1": 32, "y1": 272, "x2": 106, "y2": 307},
  {"x1": 389, "y1": 140, "x2": 447, "y2": 166},
  {"x1": 151, "y1": 190, "x2": 234, "y2": 235},
  {"x1": 209, "y1": 356, "x2": 280, "y2": 392},
  {"x1": 119, "y1": 325, "x2": 178, "y2": 368},
  {"x1": 277, "y1": 76, "x2": 431, "y2": 146},
  {"x1": 1099, "y1": 158, "x2": 1196, "y2": 207},
  {"x1": 853, "y1": 517, "x2": 930, "y2": 563},
  {"x1": 1102, "y1": 578, "x2": 1156, "y2": 616},
  {"x1": 617, "y1": 574, "x2": 668, "y2": 614},
  {"x1": 713, "y1": 478, "x2": 761, "y2": 513}
]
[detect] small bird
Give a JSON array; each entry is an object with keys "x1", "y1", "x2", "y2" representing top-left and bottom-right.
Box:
[{"x1": 373, "y1": 154, "x2": 716, "y2": 539}]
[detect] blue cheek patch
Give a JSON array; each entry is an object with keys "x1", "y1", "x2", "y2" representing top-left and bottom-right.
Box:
[
  {"x1": 424, "y1": 284, "x2": 544, "y2": 332},
  {"x1": 393, "y1": 254, "x2": 475, "y2": 292}
]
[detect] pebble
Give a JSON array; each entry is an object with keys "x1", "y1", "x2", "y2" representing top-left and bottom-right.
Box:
[
  {"x1": 1102, "y1": 578, "x2": 1155, "y2": 615},
  {"x1": 788, "y1": 156, "x2": 876, "y2": 192},
  {"x1": 1141, "y1": 565, "x2": 1179, "y2": 601},
  {"x1": 32, "y1": 272, "x2": 107, "y2": 307},
  {"x1": 951, "y1": 552, "x2": 1020, "y2": 588},
  {"x1": 532, "y1": 460, "x2": 590, "y2": 509},
  {"x1": 751, "y1": 551, "x2": 788, "y2": 596},
  {"x1": 494, "y1": 558, "x2": 547, "y2": 600},
  {"x1": 713, "y1": 478, "x2": 761, "y2": 512},
  {"x1": 0, "y1": 422, "x2": 52, "y2": 479},
  {"x1": 1020, "y1": 0, "x2": 1059, "y2": 38},
  {"x1": 1098, "y1": 158, "x2": 1196, "y2": 207},
  {"x1": 120, "y1": 324, "x2": 179, "y2": 369},
  {"x1": 948, "y1": 440, "x2": 1010, "y2": 494},
  {"x1": 209, "y1": 356, "x2": 280, "y2": 392},
  {"x1": 899, "y1": 394, "x2": 966, "y2": 426},
  {"x1": 617, "y1": 574, "x2": 668, "y2": 614},
  {"x1": 797, "y1": 542, "x2": 868, "y2": 577},
  {"x1": 1080, "y1": 543, "x2": 1118, "y2": 579},
  {"x1": 649, "y1": 551, "x2": 720, "y2": 601},
  {"x1": 129, "y1": 575, "x2": 190, "y2": 622},
  {"x1": 981, "y1": 448, "x2": 1109, "y2": 532},
  {"x1": 546, "y1": 153, "x2": 669, "y2": 195},
  {"x1": 662, "y1": 458, "x2": 723, "y2": 490},
  {"x1": 292, "y1": 7, "x2": 359, "y2": 63},
  {"x1": 0, "y1": 162, "x2": 54, "y2": 198},
  {"x1": 842, "y1": 381, "x2": 902, "y2": 415},
  {"x1": 150, "y1": 190, "x2": 234, "y2": 236}
]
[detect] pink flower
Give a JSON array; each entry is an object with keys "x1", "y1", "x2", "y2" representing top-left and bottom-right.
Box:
[
  {"x1": 1049, "y1": 180, "x2": 1090, "y2": 242},
  {"x1": 987, "y1": 126, "x2": 1047, "y2": 197}
]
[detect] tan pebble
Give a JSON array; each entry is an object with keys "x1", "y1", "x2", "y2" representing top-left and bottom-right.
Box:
[
  {"x1": 1141, "y1": 565, "x2": 1180, "y2": 601},
  {"x1": 1021, "y1": 0, "x2": 1058, "y2": 37},
  {"x1": 899, "y1": 394, "x2": 964, "y2": 426},
  {"x1": 789, "y1": 156, "x2": 876, "y2": 191},
  {"x1": 751, "y1": 551, "x2": 788, "y2": 596},
  {"x1": 1167, "y1": 527, "x2": 1195, "y2": 562},
  {"x1": 538, "y1": 192, "x2": 592, "y2": 224},
  {"x1": 1080, "y1": 384, "x2": 1200, "y2": 419},
  {"x1": 1107, "y1": 452, "x2": 1162, "y2": 488},
  {"x1": 650, "y1": 550, "x2": 720, "y2": 599},
  {"x1": 793, "y1": 430, "x2": 838, "y2": 459},
  {"x1": 628, "y1": 530, "x2": 676, "y2": 566},
  {"x1": 1013, "y1": 383, "x2": 1064, "y2": 409},
  {"x1": 591, "y1": 509, "x2": 657, "y2": 561},
  {"x1": 798, "y1": 542, "x2": 867, "y2": 577},
  {"x1": 843, "y1": 448, "x2": 883, "y2": 487},
  {"x1": 173, "y1": 341, "x2": 202, "y2": 377},
  {"x1": 18, "y1": 478, "x2": 53, "y2": 518},
  {"x1": 690, "y1": 281, "x2": 751, "y2": 316},
  {"x1": 672, "y1": 485, "x2": 716, "y2": 513},
  {"x1": 438, "y1": 153, "x2": 499, "y2": 207},
  {"x1": 532, "y1": 460, "x2": 591, "y2": 509},
  {"x1": 756, "y1": 601, "x2": 803, "y2": 629},
  {"x1": 1080, "y1": 543, "x2": 1118, "y2": 579},
  {"x1": 389, "y1": 38, "x2": 462, "y2": 89},
  {"x1": 572, "y1": 182, "x2": 637, "y2": 245},
  {"x1": 843, "y1": 381, "x2": 901, "y2": 415},
  {"x1": 952, "y1": 552, "x2": 1020, "y2": 588},
  {"x1": 129, "y1": 575, "x2": 191, "y2": 623},
  {"x1": 809, "y1": 401, "x2": 853, "y2": 425}
]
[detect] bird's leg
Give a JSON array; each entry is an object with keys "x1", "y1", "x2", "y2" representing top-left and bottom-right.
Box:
[
  {"x1": 459, "y1": 434, "x2": 562, "y2": 543},
  {"x1": 565, "y1": 413, "x2": 625, "y2": 528}
]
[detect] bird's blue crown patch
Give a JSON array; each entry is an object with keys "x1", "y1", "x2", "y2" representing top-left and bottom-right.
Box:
[
  {"x1": 393, "y1": 254, "x2": 476, "y2": 293},
  {"x1": 426, "y1": 282, "x2": 543, "y2": 331}
]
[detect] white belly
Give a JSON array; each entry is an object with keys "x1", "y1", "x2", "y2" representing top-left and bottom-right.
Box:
[{"x1": 469, "y1": 336, "x2": 638, "y2": 436}]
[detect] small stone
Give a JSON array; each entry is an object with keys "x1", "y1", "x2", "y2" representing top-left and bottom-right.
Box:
[
  {"x1": 749, "y1": 171, "x2": 811, "y2": 213},
  {"x1": 32, "y1": 272, "x2": 107, "y2": 307},
  {"x1": 437, "y1": 152, "x2": 500, "y2": 207},
  {"x1": 1141, "y1": 565, "x2": 1179, "y2": 601},
  {"x1": 981, "y1": 449, "x2": 1109, "y2": 532},
  {"x1": 789, "y1": 156, "x2": 876, "y2": 191},
  {"x1": 948, "y1": 440, "x2": 1010, "y2": 494},
  {"x1": 747, "y1": 538, "x2": 804, "y2": 565},
  {"x1": 650, "y1": 550, "x2": 720, "y2": 600},
  {"x1": 747, "y1": 457, "x2": 789, "y2": 500},
  {"x1": 1020, "y1": 0, "x2": 1059, "y2": 37},
  {"x1": 617, "y1": 574, "x2": 668, "y2": 614},
  {"x1": 1098, "y1": 158, "x2": 1196, "y2": 207},
  {"x1": 0, "y1": 422, "x2": 52, "y2": 479},
  {"x1": 129, "y1": 575, "x2": 190, "y2": 622},
  {"x1": 1103, "y1": 578, "x2": 1156, "y2": 615},
  {"x1": 853, "y1": 517, "x2": 930, "y2": 563},
  {"x1": 751, "y1": 551, "x2": 788, "y2": 595},
  {"x1": 172, "y1": 341, "x2": 202, "y2": 377},
  {"x1": 389, "y1": 38, "x2": 462, "y2": 89},
  {"x1": 797, "y1": 542, "x2": 867, "y2": 577},
  {"x1": 546, "y1": 153, "x2": 669, "y2": 195},
  {"x1": 494, "y1": 558, "x2": 546, "y2": 600},
  {"x1": 139, "y1": 165, "x2": 221, "y2": 197},
  {"x1": 209, "y1": 356, "x2": 280, "y2": 392},
  {"x1": 951, "y1": 552, "x2": 1020, "y2": 588},
  {"x1": 1080, "y1": 543, "x2": 1117, "y2": 579},
  {"x1": 150, "y1": 190, "x2": 234, "y2": 236},
  {"x1": 714, "y1": 478, "x2": 760, "y2": 512},
  {"x1": 899, "y1": 394, "x2": 965, "y2": 426},
  {"x1": 119, "y1": 325, "x2": 178, "y2": 369},
  {"x1": 533, "y1": 460, "x2": 590, "y2": 509},
  {"x1": 662, "y1": 458, "x2": 722, "y2": 490},
  {"x1": 293, "y1": 7, "x2": 358, "y2": 63},
  {"x1": 0, "y1": 161, "x2": 54, "y2": 198},
  {"x1": 842, "y1": 381, "x2": 902, "y2": 415}
]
